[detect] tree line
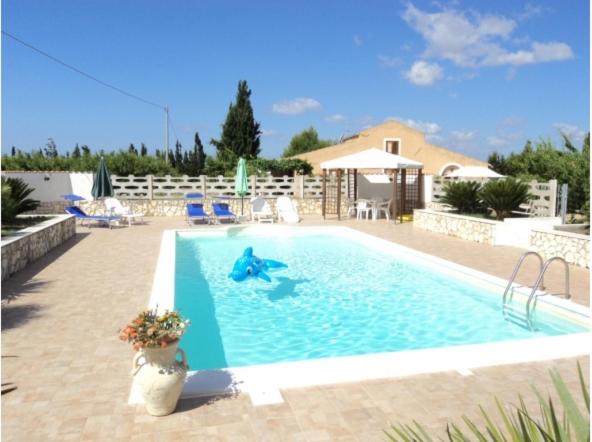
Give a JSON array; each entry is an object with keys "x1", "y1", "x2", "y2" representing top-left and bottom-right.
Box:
[
  {"x1": 2, "y1": 80, "x2": 321, "y2": 177},
  {"x1": 488, "y1": 133, "x2": 590, "y2": 216}
]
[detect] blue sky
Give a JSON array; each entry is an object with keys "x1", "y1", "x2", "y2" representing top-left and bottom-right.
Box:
[{"x1": 2, "y1": 0, "x2": 589, "y2": 160}]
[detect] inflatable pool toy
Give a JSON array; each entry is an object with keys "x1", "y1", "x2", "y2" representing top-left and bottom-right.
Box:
[{"x1": 229, "y1": 247, "x2": 287, "y2": 282}]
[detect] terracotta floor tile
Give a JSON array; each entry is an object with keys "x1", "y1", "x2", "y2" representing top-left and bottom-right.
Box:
[{"x1": 1, "y1": 216, "x2": 589, "y2": 441}]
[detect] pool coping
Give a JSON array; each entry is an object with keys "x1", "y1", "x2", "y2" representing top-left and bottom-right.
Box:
[{"x1": 129, "y1": 225, "x2": 591, "y2": 404}]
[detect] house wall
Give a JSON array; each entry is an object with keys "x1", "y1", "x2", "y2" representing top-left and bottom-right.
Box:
[
  {"x1": 292, "y1": 120, "x2": 487, "y2": 175},
  {"x1": 2, "y1": 171, "x2": 94, "y2": 201}
]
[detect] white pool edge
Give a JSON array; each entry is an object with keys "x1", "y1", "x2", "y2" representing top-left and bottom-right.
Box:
[{"x1": 129, "y1": 225, "x2": 591, "y2": 404}]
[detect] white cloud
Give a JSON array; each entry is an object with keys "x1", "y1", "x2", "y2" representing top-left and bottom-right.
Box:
[
  {"x1": 353, "y1": 34, "x2": 363, "y2": 46},
  {"x1": 487, "y1": 117, "x2": 527, "y2": 148},
  {"x1": 402, "y1": 3, "x2": 573, "y2": 68},
  {"x1": 517, "y1": 3, "x2": 547, "y2": 21},
  {"x1": 487, "y1": 133, "x2": 521, "y2": 147},
  {"x1": 451, "y1": 130, "x2": 477, "y2": 141},
  {"x1": 500, "y1": 116, "x2": 526, "y2": 127},
  {"x1": 386, "y1": 117, "x2": 442, "y2": 135},
  {"x1": 325, "y1": 114, "x2": 347, "y2": 123},
  {"x1": 377, "y1": 54, "x2": 401, "y2": 68},
  {"x1": 356, "y1": 115, "x2": 375, "y2": 126},
  {"x1": 272, "y1": 98, "x2": 321, "y2": 115},
  {"x1": 487, "y1": 135, "x2": 510, "y2": 147},
  {"x1": 404, "y1": 60, "x2": 443, "y2": 86},
  {"x1": 426, "y1": 134, "x2": 443, "y2": 143},
  {"x1": 482, "y1": 42, "x2": 573, "y2": 66},
  {"x1": 553, "y1": 123, "x2": 587, "y2": 144},
  {"x1": 260, "y1": 129, "x2": 275, "y2": 136}
]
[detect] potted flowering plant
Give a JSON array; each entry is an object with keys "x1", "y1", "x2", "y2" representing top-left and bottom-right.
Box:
[
  {"x1": 119, "y1": 309, "x2": 190, "y2": 416},
  {"x1": 119, "y1": 309, "x2": 189, "y2": 351}
]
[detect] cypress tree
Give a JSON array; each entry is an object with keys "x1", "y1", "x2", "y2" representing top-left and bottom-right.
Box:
[
  {"x1": 11, "y1": 146, "x2": 16, "y2": 157},
  {"x1": 182, "y1": 152, "x2": 189, "y2": 175},
  {"x1": 173, "y1": 140, "x2": 183, "y2": 171},
  {"x1": 128, "y1": 143, "x2": 138, "y2": 155},
  {"x1": 210, "y1": 80, "x2": 261, "y2": 162},
  {"x1": 194, "y1": 132, "x2": 206, "y2": 175},
  {"x1": 44, "y1": 138, "x2": 58, "y2": 159},
  {"x1": 140, "y1": 143, "x2": 148, "y2": 156},
  {"x1": 72, "y1": 144, "x2": 81, "y2": 159}
]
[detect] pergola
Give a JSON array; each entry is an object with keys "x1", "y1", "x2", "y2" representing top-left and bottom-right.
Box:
[{"x1": 320, "y1": 148, "x2": 424, "y2": 222}]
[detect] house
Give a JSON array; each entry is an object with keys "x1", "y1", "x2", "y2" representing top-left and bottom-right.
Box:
[{"x1": 292, "y1": 120, "x2": 488, "y2": 176}]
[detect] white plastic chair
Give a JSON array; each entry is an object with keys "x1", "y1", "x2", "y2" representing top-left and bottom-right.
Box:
[
  {"x1": 276, "y1": 196, "x2": 300, "y2": 223},
  {"x1": 250, "y1": 195, "x2": 274, "y2": 223},
  {"x1": 104, "y1": 198, "x2": 144, "y2": 226},
  {"x1": 375, "y1": 199, "x2": 392, "y2": 221},
  {"x1": 356, "y1": 199, "x2": 372, "y2": 220}
]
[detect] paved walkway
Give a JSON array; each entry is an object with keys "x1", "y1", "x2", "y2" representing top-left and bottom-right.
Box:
[{"x1": 2, "y1": 216, "x2": 589, "y2": 441}]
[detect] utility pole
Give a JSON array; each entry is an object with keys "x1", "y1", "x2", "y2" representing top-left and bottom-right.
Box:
[{"x1": 164, "y1": 105, "x2": 170, "y2": 163}]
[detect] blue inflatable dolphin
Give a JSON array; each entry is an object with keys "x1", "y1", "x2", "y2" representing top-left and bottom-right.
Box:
[{"x1": 229, "y1": 247, "x2": 287, "y2": 282}]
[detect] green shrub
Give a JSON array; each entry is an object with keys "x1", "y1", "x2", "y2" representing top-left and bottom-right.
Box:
[
  {"x1": 440, "y1": 181, "x2": 482, "y2": 214},
  {"x1": 249, "y1": 158, "x2": 313, "y2": 177},
  {"x1": 386, "y1": 362, "x2": 589, "y2": 441},
  {"x1": 1, "y1": 177, "x2": 40, "y2": 224},
  {"x1": 479, "y1": 178, "x2": 531, "y2": 221}
]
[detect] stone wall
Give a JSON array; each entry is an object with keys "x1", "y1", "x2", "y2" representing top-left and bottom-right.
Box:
[
  {"x1": 413, "y1": 209, "x2": 497, "y2": 244},
  {"x1": 1, "y1": 215, "x2": 76, "y2": 281},
  {"x1": 27, "y1": 201, "x2": 70, "y2": 215},
  {"x1": 75, "y1": 197, "x2": 351, "y2": 218},
  {"x1": 530, "y1": 229, "x2": 590, "y2": 268}
]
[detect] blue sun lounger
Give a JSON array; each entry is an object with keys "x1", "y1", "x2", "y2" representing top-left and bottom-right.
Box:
[
  {"x1": 65, "y1": 206, "x2": 121, "y2": 229},
  {"x1": 186, "y1": 203, "x2": 210, "y2": 225},
  {"x1": 212, "y1": 202, "x2": 238, "y2": 224}
]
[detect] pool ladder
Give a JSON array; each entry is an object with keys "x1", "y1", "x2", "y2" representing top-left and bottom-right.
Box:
[{"x1": 502, "y1": 252, "x2": 571, "y2": 330}]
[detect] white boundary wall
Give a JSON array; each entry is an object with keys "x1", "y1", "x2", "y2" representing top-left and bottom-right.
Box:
[
  {"x1": 2, "y1": 171, "x2": 94, "y2": 201},
  {"x1": 431, "y1": 176, "x2": 557, "y2": 217}
]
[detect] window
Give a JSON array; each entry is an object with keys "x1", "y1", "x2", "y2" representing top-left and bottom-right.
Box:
[{"x1": 384, "y1": 138, "x2": 401, "y2": 155}]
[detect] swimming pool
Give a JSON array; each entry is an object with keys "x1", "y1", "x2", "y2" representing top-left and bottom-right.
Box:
[
  {"x1": 137, "y1": 225, "x2": 589, "y2": 401},
  {"x1": 175, "y1": 227, "x2": 586, "y2": 371}
]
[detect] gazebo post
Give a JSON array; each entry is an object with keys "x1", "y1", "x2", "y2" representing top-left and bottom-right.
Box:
[
  {"x1": 417, "y1": 168, "x2": 424, "y2": 209},
  {"x1": 322, "y1": 169, "x2": 327, "y2": 219},
  {"x1": 392, "y1": 169, "x2": 398, "y2": 222},
  {"x1": 353, "y1": 168, "x2": 358, "y2": 201},
  {"x1": 400, "y1": 168, "x2": 407, "y2": 223},
  {"x1": 336, "y1": 169, "x2": 342, "y2": 220}
]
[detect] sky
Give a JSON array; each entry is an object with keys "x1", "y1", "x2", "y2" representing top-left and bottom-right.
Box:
[{"x1": 1, "y1": 0, "x2": 589, "y2": 160}]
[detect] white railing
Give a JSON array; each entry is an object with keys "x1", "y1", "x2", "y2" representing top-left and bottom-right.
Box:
[
  {"x1": 110, "y1": 174, "x2": 346, "y2": 199},
  {"x1": 432, "y1": 176, "x2": 557, "y2": 217}
]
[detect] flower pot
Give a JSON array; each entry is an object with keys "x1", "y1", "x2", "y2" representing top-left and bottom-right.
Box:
[{"x1": 131, "y1": 340, "x2": 188, "y2": 416}]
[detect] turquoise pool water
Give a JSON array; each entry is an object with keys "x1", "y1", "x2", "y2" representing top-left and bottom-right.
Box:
[{"x1": 175, "y1": 230, "x2": 586, "y2": 370}]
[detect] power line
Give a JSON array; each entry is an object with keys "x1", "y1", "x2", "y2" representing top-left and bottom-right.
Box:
[
  {"x1": 168, "y1": 111, "x2": 180, "y2": 142},
  {"x1": 2, "y1": 30, "x2": 165, "y2": 110}
]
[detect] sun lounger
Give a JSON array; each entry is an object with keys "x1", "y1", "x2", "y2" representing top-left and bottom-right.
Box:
[
  {"x1": 104, "y1": 197, "x2": 144, "y2": 226},
  {"x1": 276, "y1": 196, "x2": 301, "y2": 223},
  {"x1": 65, "y1": 206, "x2": 121, "y2": 229},
  {"x1": 186, "y1": 203, "x2": 210, "y2": 225},
  {"x1": 250, "y1": 195, "x2": 274, "y2": 223},
  {"x1": 212, "y1": 202, "x2": 238, "y2": 224}
]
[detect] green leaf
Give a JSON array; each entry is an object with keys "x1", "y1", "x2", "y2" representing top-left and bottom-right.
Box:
[
  {"x1": 479, "y1": 404, "x2": 506, "y2": 441},
  {"x1": 576, "y1": 362, "x2": 589, "y2": 413},
  {"x1": 550, "y1": 368, "x2": 589, "y2": 441},
  {"x1": 495, "y1": 397, "x2": 522, "y2": 441},
  {"x1": 460, "y1": 415, "x2": 489, "y2": 441}
]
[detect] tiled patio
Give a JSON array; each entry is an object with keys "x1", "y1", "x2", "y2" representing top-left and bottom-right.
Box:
[{"x1": 1, "y1": 216, "x2": 589, "y2": 441}]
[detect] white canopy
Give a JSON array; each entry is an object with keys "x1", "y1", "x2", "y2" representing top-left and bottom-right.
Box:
[
  {"x1": 320, "y1": 148, "x2": 423, "y2": 170},
  {"x1": 446, "y1": 166, "x2": 504, "y2": 178}
]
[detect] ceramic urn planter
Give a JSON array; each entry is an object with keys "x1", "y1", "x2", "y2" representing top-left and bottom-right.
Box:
[{"x1": 132, "y1": 341, "x2": 188, "y2": 416}]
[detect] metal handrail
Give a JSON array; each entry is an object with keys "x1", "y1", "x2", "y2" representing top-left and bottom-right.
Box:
[
  {"x1": 502, "y1": 252, "x2": 544, "y2": 307},
  {"x1": 526, "y1": 257, "x2": 571, "y2": 325}
]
